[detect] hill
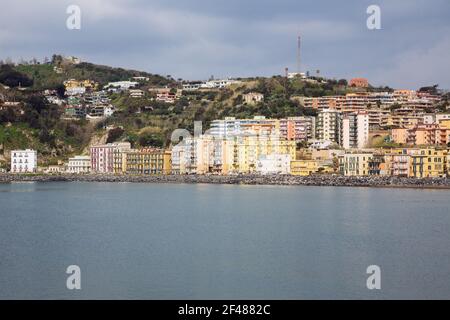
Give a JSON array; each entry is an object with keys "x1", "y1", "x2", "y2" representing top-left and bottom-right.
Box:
[{"x1": 0, "y1": 57, "x2": 390, "y2": 169}]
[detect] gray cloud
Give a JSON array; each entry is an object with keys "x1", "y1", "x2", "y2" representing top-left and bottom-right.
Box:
[{"x1": 0, "y1": 0, "x2": 449, "y2": 89}]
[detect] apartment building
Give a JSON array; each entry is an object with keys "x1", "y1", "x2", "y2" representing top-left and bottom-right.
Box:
[
  {"x1": 339, "y1": 153, "x2": 373, "y2": 176},
  {"x1": 10, "y1": 149, "x2": 37, "y2": 173},
  {"x1": 290, "y1": 160, "x2": 319, "y2": 176},
  {"x1": 279, "y1": 116, "x2": 316, "y2": 142},
  {"x1": 408, "y1": 148, "x2": 446, "y2": 178},
  {"x1": 67, "y1": 155, "x2": 91, "y2": 174},
  {"x1": 316, "y1": 110, "x2": 342, "y2": 146},
  {"x1": 125, "y1": 149, "x2": 171, "y2": 175},
  {"x1": 90, "y1": 142, "x2": 131, "y2": 173},
  {"x1": 342, "y1": 112, "x2": 369, "y2": 149},
  {"x1": 256, "y1": 154, "x2": 291, "y2": 175},
  {"x1": 171, "y1": 133, "x2": 296, "y2": 175}
]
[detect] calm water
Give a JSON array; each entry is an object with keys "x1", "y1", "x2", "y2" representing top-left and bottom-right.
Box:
[{"x1": 0, "y1": 182, "x2": 449, "y2": 299}]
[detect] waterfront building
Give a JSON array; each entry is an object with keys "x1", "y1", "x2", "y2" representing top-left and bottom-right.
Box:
[
  {"x1": 408, "y1": 148, "x2": 446, "y2": 178},
  {"x1": 338, "y1": 153, "x2": 373, "y2": 176},
  {"x1": 10, "y1": 149, "x2": 37, "y2": 173},
  {"x1": 256, "y1": 154, "x2": 291, "y2": 175},
  {"x1": 90, "y1": 142, "x2": 131, "y2": 173},
  {"x1": 368, "y1": 154, "x2": 389, "y2": 176},
  {"x1": 67, "y1": 155, "x2": 91, "y2": 174},
  {"x1": 125, "y1": 149, "x2": 171, "y2": 175},
  {"x1": 290, "y1": 160, "x2": 319, "y2": 176}
]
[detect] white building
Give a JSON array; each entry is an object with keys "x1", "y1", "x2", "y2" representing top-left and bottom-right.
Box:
[
  {"x1": 129, "y1": 89, "x2": 144, "y2": 98},
  {"x1": 103, "y1": 81, "x2": 139, "y2": 92},
  {"x1": 316, "y1": 110, "x2": 343, "y2": 145},
  {"x1": 200, "y1": 78, "x2": 240, "y2": 89},
  {"x1": 342, "y1": 112, "x2": 369, "y2": 149},
  {"x1": 67, "y1": 155, "x2": 91, "y2": 174},
  {"x1": 256, "y1": 154, "x2": 291, "y2": 175},
  {"x1": 10, "y1": 149, "x2": 37, "y2": 173},
  {"x1": 65, "y1": 87, "x2": 86, "y2": 96}
]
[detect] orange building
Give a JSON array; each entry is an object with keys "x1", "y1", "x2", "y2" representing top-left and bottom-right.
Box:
[{"x1": 349, "y1": 78, "x2": 369, "y2": 88}]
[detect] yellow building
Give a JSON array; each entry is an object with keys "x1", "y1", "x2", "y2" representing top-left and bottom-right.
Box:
[
  {"x1": 408, "y1": 148, "x2": 446, "y2": 178},
  {"x1": 290, "y1": 160, "x2": 319, "y2": 176},
  {"x1": 338, "y1": 153, "x2": 373, "y2": 176},
  {"x1": 63, "y1": 79, "x2": 98, "y2": 90},
  {"x1": 113, "y1": 149, "x2": 128, "y2": 174},
  {"x1": 230, "y1": 135, "x2": 296, "y2": 174},
  {"x1": 125, "y1": 148, "x2": 171, "y2": 175}
]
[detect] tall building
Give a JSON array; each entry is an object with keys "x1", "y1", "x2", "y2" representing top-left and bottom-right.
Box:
[
  {"x1": 342, "y1": 112, "x2": 369, "y2": 149},
  {"x1": 316, "y1": 110, "x2": 342, "y2": 146},
  {"x1": 279, "y1": 116, "x2": 316, "y2": 141},
  {"x1": 10, "y1": 149, "x2": 37, "y2": 173}
]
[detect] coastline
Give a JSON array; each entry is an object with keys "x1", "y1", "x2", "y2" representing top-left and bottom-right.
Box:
[{"x1": 1, "y1": 173, "x2": 450, "y2": 189}]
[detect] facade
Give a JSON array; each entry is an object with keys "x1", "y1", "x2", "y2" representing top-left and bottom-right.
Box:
[
  {"x1": 90, "y1": 142, "x2": 131, "y2": 173},
  {"x1": 316, "y1": 110, "x2": 342, "y2": 146},
  {"x1": 408, "y1": 148, "x2": 446, "y2": 178},
  {"x1": 342, "y1": 112, "x2": 369, "y2": 149},
  {"x1": 67, "y1": 156, "x2": 91, "y2": 174},
  {"x1": 349, "y1": 78, "x2": 369, "y2": 88},
  {"x1": 171, "y1": 133, "x2": 296, "y2": 175},
  {"x1": 256, "y1": 154, "x2": 291, "y2": 175},
  {"x1": 125, "y1": 149, "x2": 172, "y2": 175},
  {"x1": 339, "y1": 153, "x2": 373, "y2": 176},
  {"x1": 279, "y1": 116, "x2": 316, "y2": 142},
  {"x1": 290, "y1": 160, "x2": 319, "y2": 176},
  {"x1": 10, "y1": 149, "x2": 37, "y2": 173}
]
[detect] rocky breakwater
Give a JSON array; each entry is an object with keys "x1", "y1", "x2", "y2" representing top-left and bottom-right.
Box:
[{"x1": 1, "y1": 173, "x2": 450, "y2": 189}]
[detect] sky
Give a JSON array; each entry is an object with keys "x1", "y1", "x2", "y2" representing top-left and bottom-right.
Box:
[{"x1": 0, "y1": 0, "x2": 449, "y2": 89}]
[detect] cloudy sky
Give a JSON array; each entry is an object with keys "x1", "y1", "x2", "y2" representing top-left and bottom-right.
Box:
[{"x1": 1, "y1": 0, "x2": 449, "y2": 89}]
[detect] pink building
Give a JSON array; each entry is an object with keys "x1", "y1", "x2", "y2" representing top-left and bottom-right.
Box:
[{"x1": 90, "y1": 142, "x2": 131, "y2": 173}]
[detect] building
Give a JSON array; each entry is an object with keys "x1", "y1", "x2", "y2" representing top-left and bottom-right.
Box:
[
  {"x1": 290, "y1": 160, "x2": 319, "y2": 176},
  {"x1": 171, "y1": 133, "x2": 296, "y2": 175},
  {"x1": 391, "y1": 128, "x2": 408, "y2": 144},
  {"x1": 104, "y1": 81, "x2": 139, "y2": 92},
  {"x1": 67, "y1": 155, "x2": 91, "y2": 174},
  {"x1": 316, "y1": 110, "x2": 342, "y2": 146},
  {"x1": 90, "y1": 142, "x2": 131, "y2": 173},
  {"x1": 150, "y1": 88, "x2": 182, "y2": 103},
  {"x1": 129, "y1": 89, "x2": 144, "y2": 98},
  {"x1": 10, "y1": 149, "x2": 37, "y2": 173},
  {"x1": 349, "y1": 78, "x2": 369, "y2": 88},
  {"x1": 408, "y1": 148, "x2": 446, "y2": 178},
  {"x1": 339, "y1": 153, "x2": 373, "y2": 176},
  {"x1": 388, "y1": 150, "x2": 411, "y2": 177},
  {"x1": 391, "y1": 124, "x2": 450, "y2": 146},
  {"x1": 243, "y1": 92, "x2": 264, "y2": 105},
  {"x1": 279, "y1": 116, "x2": 316, "y2": 142},
  {"x1": 200, "y1": 78, "x2": 240, "y2": 89},
  {"x1": 125, "y1": 148, "x2": 172, "y2": 175},
  {"x1": 256, "y1": 154, "x2": 291, "y2": 175},
  {"x1": 342, "y1": 112, "x2": 369, "y2": 149}
]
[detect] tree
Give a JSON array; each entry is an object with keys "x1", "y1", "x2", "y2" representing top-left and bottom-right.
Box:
[{"x1": 106, "y1": 127, "x2": 125, "y2": 143}]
